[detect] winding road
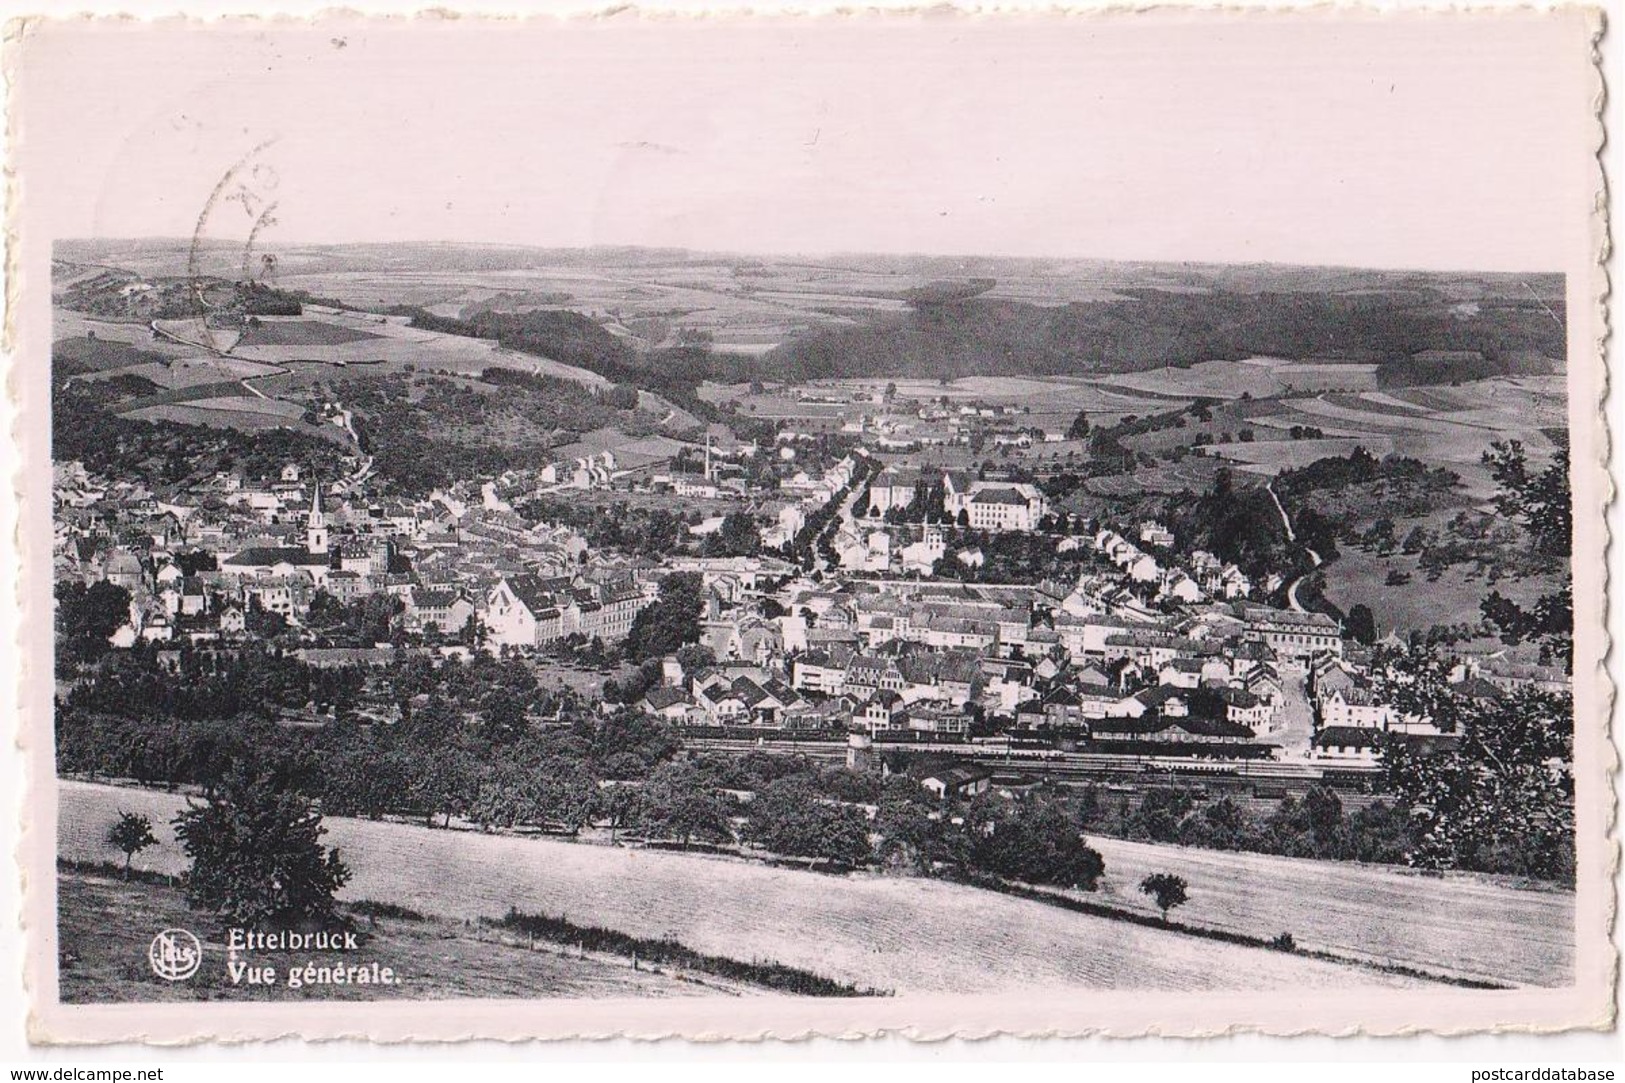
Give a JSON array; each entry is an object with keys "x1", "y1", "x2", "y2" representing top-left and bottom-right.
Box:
[{"x1": 1266, "y1": 482, "x2": 1322, "y2": 613}]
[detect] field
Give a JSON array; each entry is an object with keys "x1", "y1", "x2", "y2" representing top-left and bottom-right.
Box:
[
  {"x1": 1094, "y1": 360, "x2": 1291, "y2": 400},
  {"x1": 58, "y1": 870, "x2": 707, "y2": 1003},
  {"x1": 1205, "y1": 438, "x2": 1397, "y2": 476},
  {"x1": 64, "y1": 781, "x2": 1457, "y2": 994},
  {"x1": 837, "y1": 376, "x2": 1184, "y2": 420},
  {"x1": 1318, "y1": 543, "x2": 1562, "y2": 635},
  {"x1": 1084, "y1": 458, "x2": 1232, "y2": 497},
  {"x1": 1081, "y1": 837, "x2": 1571, "y2": 987},
  {"x1": 146, "y1": 311, "x2": 613, "y2": 389},
  {"x1": 75, "y1": 356, "x2": 285, "y2": 391},
  {"x1": 51, "y1": 335, "x2": 173, "y2": 376},
  {"x1": 236, "y1": 319, "x2": 383, "y2": 348}
]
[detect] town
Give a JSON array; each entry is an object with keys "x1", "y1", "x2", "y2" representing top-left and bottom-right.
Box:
[{"x1": 53, "y1": 376, "x2": 1566, "y2": 784}]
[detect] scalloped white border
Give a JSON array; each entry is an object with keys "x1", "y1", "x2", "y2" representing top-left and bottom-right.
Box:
[{"x1": 2, "y1": 4, "x2": 1612, "y2": 1046}]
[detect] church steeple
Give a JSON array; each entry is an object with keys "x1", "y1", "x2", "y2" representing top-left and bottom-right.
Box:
[{"x1": 307, "y1": 481, "x2": 329, "y2": 555}]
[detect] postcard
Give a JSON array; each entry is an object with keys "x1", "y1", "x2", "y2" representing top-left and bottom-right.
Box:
[{"x1": 8, "y1": 8, "x2": 1610, "y2": 1042}]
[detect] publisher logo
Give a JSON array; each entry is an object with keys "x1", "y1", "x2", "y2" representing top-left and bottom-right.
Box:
[{"x1": 148, "y1": 929, "x2": 201, "y2": 981}]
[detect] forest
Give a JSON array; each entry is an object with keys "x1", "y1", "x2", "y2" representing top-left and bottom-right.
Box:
[
  {"x1": 756, "y1": 289, "x2": 1565, "y2": 383},
  {"x1": 344, "y1": 371, "x2": 656, "y2": 496}
]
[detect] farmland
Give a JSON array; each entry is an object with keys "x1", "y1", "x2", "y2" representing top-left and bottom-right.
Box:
[
  {"x1": 62, "y1": 780, "x2": 1482, "y2": 994},
  {"x1": 1206, "y1": 438, "x2": 1396, "y2": 476}
]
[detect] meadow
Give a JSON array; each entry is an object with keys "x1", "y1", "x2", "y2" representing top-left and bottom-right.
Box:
[
  {"x1": 60, "y1": 780, "x2": 1532, "y2": 995},
  {"x1": 1082, "y1": 837, "x2": 1571, "y2": 987},
  {"x1": 1319, "y1": 543, "x2": 1562, "y2": 635}
]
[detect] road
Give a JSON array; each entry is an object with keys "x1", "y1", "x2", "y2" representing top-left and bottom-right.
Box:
[
  {"x1": 1267, "y1": 481, "x2": 1323, "y2": 613},
  {"x1": 809, "y1": 473, "x2": 870, "y2": 574},
  {"x1": 1285, "y1": 547, "x2": 1324, "y2": 613},
  {"x1": 1271, "y1": 661, "x2": 1317, "y2": 761}
]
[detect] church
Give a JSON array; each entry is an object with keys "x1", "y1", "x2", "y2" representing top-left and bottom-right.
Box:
[{"x1": 221, "y1": 483, "x2": 336, "y2": 585}]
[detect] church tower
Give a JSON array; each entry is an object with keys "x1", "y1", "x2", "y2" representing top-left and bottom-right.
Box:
[{"x1": 306, "y1": 481, "x2": 329, "y2": 555}]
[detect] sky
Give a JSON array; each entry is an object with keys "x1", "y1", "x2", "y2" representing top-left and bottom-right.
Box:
[{"x1": 13, "y1": 11, "x2": 1601, "y2": 271}]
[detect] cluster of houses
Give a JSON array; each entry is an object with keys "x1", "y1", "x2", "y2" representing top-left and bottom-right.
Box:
[
  {"x1": 609, "y1": 550, "x2": 1311, "y2": 751},
  {"x1": 1304, "y1": 647, "x2": 1568, "y2": 762},
  {"x1": 54, "y1": 462, "x2": 643, "y2": 647},
  {"x1": 57, "y1": 447, "x2": 1571, "y2": 768},
  {"x1": 1091, "y1": 525, "x2": 1259, "y2": 604}
]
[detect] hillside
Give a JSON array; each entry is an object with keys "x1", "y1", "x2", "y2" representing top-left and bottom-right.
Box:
[
  {"x1": 62, "y1": 780, "x2": 1461, "y2": 993},
  {"x1": 756, "y1": 288, "x2": 1566, "y2": 384}
]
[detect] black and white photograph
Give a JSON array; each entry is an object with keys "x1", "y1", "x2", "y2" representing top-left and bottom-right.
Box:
[{"x1": 8, "y1": 9, "x2": 1610, "y2": 1042}]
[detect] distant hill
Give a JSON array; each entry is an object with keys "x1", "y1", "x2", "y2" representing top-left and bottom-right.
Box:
[
  {"x1": 754, "y1": 288, "x2": 1566, "y2": 385},
  {"x1": 1376, "y1": 348, "x2": 1559, "y2": 388},
  {"x1": 52, "y1": 244, "x2": 1567, "y2": 392}
]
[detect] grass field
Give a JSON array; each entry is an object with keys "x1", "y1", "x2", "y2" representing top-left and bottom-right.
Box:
[
  {"x1": 62, "y1": 781, "x2": 1438, "y2": 994},
  {"x1": 1319, "y1": 544, "x2": 1562, "y2": 635},
  {"x1": 58, "y1": 869, "x2": 708, "y2": 1003},
  {"x1": 77, "y1": 357, "x2": 286, "y2": 391},
  {"x1": 1095, "y1": 360, "x2": 1289, "y2": 400},
  {"x1": 1206, "y1": 438, "x2": 1397, "y2": 476},
  {"x1": 52, "y1": 335, "x2": 172, "y2": 376},
  {"x1": 183, "y1": 395, "x2": 308, "y2": 419},
  {"x1": 236, "y1": 318, "x2": 383, "y2": 348},
  {"x1": 1084, "y1": 458, "x2": 1231, "y2": 497},
  {"x1": 1081, "y1": 837, "x2": 1571, "y2": 987}
]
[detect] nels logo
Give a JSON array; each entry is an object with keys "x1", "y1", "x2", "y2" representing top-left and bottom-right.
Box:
[{"x1": 148, "y1": 928, "x2": 202, "y2": 982}]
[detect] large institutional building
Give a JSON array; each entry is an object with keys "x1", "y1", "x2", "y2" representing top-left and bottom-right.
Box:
[{"x1": 485, "y1": 573, "x2": 653, "y2": 648}]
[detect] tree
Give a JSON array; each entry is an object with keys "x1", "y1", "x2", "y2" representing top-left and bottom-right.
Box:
[
  {"x1": 407, "y1": 743, "x2": 476, "y2": 828},
  {"x1": 1131, "y1": 786, "x2": 1196, "y2": 842},
  {"x1": 1374, "y1": 647, "x2": 1574, "y2": 882},
  {"x1": 1484, "y1": 439, "x2": 1571, "y2": 557},
  {"x1": 874, "y1": 776, "x2": 940, "y2": 872},
  {"x1": 1066, "y1": 411, "x2": 1091, "y2": 440},
  {"x1": 108, "y1": 811, "x2": 157, "y2": 877},
  {"x1": 635, "y1": 761, "x2": 733, "y2": 849},
  {"x1": 1139, "y1": 872, "x2": 1189, "y2": 921},
  {"x1": 172, "y1": 767, "x2": 350, "y2": 929},
  {"x1": 56, "y1": 580, "x2": 132, "y2": 663},
  {"x1": 597, "y1": 783, "x2": 643, "y2": 843},
  {"x1": 1480, "y1": 581, "x2": 1573, "y2": 664},
  {"x1": 706, "y1": 512, "x2": 762, "y2": 558},
  {"x1": 1302, "y1": 784, "x2": 1344, "y2": 844},
  {"x1": 1345, "y1": 604, "x2": 1377, "y2": 646},
  {"x1": 745, "y1": 776, "x2": 872, "y2": 868},
  {"x1": 967, "y1": 794, "x2": 1106, "y2": 890},
  {"x1": 624, "y1": 572, "x2": 704, "y2": 662}
]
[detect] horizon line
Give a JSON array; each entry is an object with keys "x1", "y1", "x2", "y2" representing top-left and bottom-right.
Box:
[{"x1": 52, "y1": 236, "x2": 1569, "y2": 282}]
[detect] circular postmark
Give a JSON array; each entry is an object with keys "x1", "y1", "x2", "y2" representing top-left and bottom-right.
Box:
[
  {"x1": 185, "y1": 138, "x2": 283, "y2": 354},
  {"x1": 147, "y1": 928, "x2": 202, "y2": 982}
]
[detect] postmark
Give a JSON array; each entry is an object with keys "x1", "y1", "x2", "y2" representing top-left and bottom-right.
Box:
[{"x1": 184, "y1": 137, "x2": 281, "y2": 354}]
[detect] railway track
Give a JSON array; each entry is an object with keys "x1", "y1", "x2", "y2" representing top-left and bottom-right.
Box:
[{"x1": 682, "y1": 736, "x2": 1382, "y2": 792}]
